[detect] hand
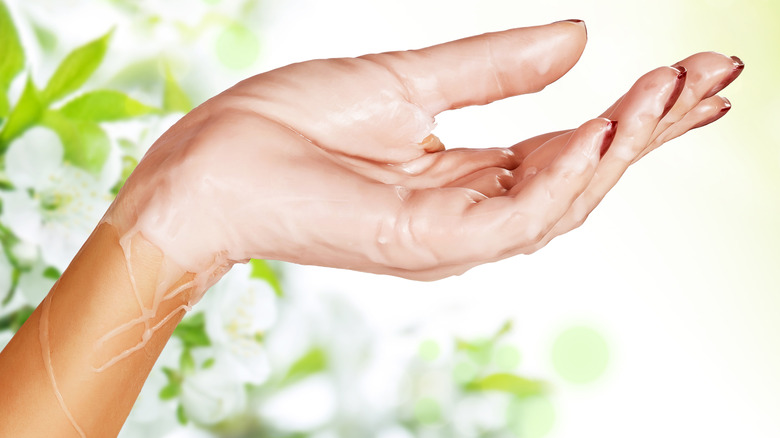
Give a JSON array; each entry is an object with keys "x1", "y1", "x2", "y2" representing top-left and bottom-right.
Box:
[{"x1": 107, "y1": 20, "x2": 742, "y2": 281}]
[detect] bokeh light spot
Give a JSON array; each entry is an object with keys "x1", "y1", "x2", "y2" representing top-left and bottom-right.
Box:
[
  {"x1": 418, "y1": 339, "x2": 440, "y2": 362},
  {"x1": 507, "y1": 395, "x2": 555, "y2": 438},
  {"x1": 493, "y1": 344, "x2": 521, "y2": 371},
  {"x1": 452, "y1": 360, "x2": 478, "y2": 384},
  {"x1": 215, "y1": 23, "x2": 259, "y2": 70},
  {"x1": 413, "y1": 397, "x2": 441, "y2": 424},
  {"x1": 551, "y1": 326, "x2": 609, "y2": 384}
]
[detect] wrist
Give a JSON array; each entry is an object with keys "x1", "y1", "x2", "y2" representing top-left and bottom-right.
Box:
[{"x1": 104, "y1": 106, "x2": 236, "y2": 299}]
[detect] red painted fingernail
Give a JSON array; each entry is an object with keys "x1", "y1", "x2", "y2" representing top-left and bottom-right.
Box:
[
  {"x1": 672, "y1": 65, "x2": 687, "y2": 79},
  {"x1": 555, "y1": 19, "x2": 587, "y2": 36},
  {"x1": 707, "y1": 56, "x2": 745, "y2": 97},
  {"x1": 724, "y1": 56, "x2": 745, "y2": 84},
  {"x1": 600, "y1": 120, "x2": 618, "y2": 158},
  {"x1": 730, "y1": 56, "x2": 744, "y2": 71}
]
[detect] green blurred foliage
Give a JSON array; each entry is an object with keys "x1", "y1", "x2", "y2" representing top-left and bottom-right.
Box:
[
  {"x1": 0, "y1": 1, "x2": 24, "y2": 119},
  {"x1": 280, "y1": 347, "x2": 328, "y2": 387},
  {"x1": 61, "y1": 90, "x2": 158, "y2": 121},
  {"x1": 164, "y1": 65, "x2": 194, "y2": 113},
  {"x1": 41, "y1": 111, "x2": 111, "y2": 173},
  {"x1": 41, "y1": 30, "x2": 113, "y2": 104},
  {"x1": 250, "y1": 258, "x2": 284, "y2": 297}
]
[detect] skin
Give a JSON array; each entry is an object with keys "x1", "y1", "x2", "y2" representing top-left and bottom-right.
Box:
[{"x1": 0, "y1": 21, "x2": 742, "y2": 437}]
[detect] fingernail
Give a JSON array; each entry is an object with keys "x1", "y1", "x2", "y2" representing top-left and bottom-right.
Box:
[
  {"x1": 672, "y1": 65, "x2": 687, "y2": 79},
  {"x1": 730, "y1": 56, "x2": 744, "y2": 71},
  {"x1": 723, "y1": 55, "x2": 745, "y2": 84},
  {"x1": 706, "y1": 56, "x2": 745, "y2": 97},
  {"x1": 600, "y1": 120, "x2": 618, "y2": 158},
  {"x1": 662, "y1": 66, "x2": 687, "y2": 118},
  {"x1": 692, "y1": 99, "x2": 731, "y2": 129},
  {"x1": 555, "y1": 19, "x2": 587, "y2": 36}
]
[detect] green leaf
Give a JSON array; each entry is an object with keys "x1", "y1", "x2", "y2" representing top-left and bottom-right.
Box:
[
  {"x1": 172, "y1": 312, "x2": 211, "y2": 348},
  {"x1": 41, "y1": 111, "x2": 110, "y2": 173},
  {"x1": 163, "y1": 66, "x2": 192, "y2": 113},
  {"x1": 492, "y1": 320, "x2": 513, "y2": 340},
  {"x1": 60, "y1": 90, "x2": 157, "y2": 122},
  {"x1": 249, "y1": 258, "x2": 283, "y2": 297},
  {"x1": 32, "y1": 22, "x2": 57, "y2": 53},
  {"x1": 0, "y1": 1, "x2": 25, "y2": 111},
  {"x1": 0, "y1": 169, "x2": 13, "y2": 190},
  {"x1": 161, "y1": 366, "x2": 178, "y2": 382},
  {"x1": 465, "y1": 373, "x2": 545, "y2": 398},
  {"x1": 159, "y1": 382, "x2": 180, "y2": 400},
  {"x1": 177, "y1": 311, "x2": 205, "y2": 329},
  {"x1": 0, "y1": 305, "x2": 34, "y2": 331},
  {"x1": 0, "y1": 77, "x2": 43, "y2": 149},
  {"x1": 455, "y1": 338, "x2": 492, "y2": 366},
  {"x1": 0, "y1": 91, "x2": 8, "y2": 121},
  {"x1": 42, "y1": 266, "x2": 61, "y2": 280},
  {"x1": 202, "y1": 357, "x2": 215, "y2": 369},
  {"x1": 176, "y1": 403, "x2": 188, "y2": 425},
  {"x1": 281, "y1": 347, "x2": 327, "y2": 387},
  {"x1": 42, "y1": 30, "x2": 113, "y2": 104},
  {"x1": 180, "y1": 349, "x2": 196, "y2": 374}
]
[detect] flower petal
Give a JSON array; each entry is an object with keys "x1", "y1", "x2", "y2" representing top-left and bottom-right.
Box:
[
  {"x1": 5, "y1": 126, "x2": 64, "y2": 190},
  {"x1": 0, "y1": 190, "x2": 42, "y2": 245},
  {"x1": 180, "y1": 367, "x2": 247, "y2": 425}
]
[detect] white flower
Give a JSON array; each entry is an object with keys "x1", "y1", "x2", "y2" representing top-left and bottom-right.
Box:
[
  {"x1": 180, "y1": 364, "x2": 248, "y2": 426},
  {"x1": 260, "y1": 375, "x2": 338, "y2": 432},
  {"x1": 202, "y1": 263, "x2": 276, "y2": 384},
  {"x1": 177, "y1": 264, "x2": 278, "y2": 424},
  {"x1": 0, "y1": 126, "x2": 117, "y2": 273},
  {"x1": 0, "y1": 250, "x2": 13, "y2": 309}
]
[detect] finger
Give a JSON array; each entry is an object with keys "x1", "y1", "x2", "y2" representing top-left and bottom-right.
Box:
[
  {"x1": 393, "y1": 147, "x2": 520, "y2": 188},
  {"x1": 594, "y1": 66, "x2": 684, "y2": 167},
  {"x1": 509, "y1": 129, "x2": 572, "y2": 161},
  {"x1": 514, "y1": 65, "x2": 680, "y2": 174},
  {"x1": 420, "y1": 134, "x2": 445, "y2": 153},
  {"x1": 373, "y1": 118, "x2": 614, "y2": 273},
  {"x1": 362, "y1": 20, "x2": 588, "y2": 114},
  {"x1": 460, "y1": 118, "x2": 616, "y2": 262},
  {"x1": 444, "y1": 167, "x2": 515, "y2": 198},
  {"x1": 648, "y1": 52, "x2": 743, "y2": 144},
  {"x1": 331, "y1": 146, "x2": 519, "y2": 188},
  {"x1": 634, "y1": 96, "x2": 731, "y2": 162},
  {"x1": 522, "y1": 66, "x2": 682, "y2": 186},
  {"x1": 520, "y1": 66, "x2": 684, "y2": 253}
]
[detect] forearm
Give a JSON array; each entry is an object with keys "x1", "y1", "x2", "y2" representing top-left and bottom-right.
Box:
[{"x1": 0, "y1": 222, "x2": 194, "y2": 437}]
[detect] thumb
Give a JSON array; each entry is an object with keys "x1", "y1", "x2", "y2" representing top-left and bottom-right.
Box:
[{"x1": 360, "y1": 20, "x2": 588, "y2": 115}]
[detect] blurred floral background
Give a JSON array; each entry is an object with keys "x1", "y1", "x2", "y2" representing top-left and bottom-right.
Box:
[{"x1": 0, "y1": 0, "x2": 778, "y2": 437}]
